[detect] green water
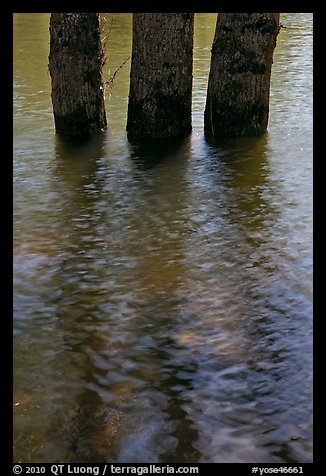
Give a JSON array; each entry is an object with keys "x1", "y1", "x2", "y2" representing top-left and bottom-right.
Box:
[{"x1": 13, "y1": 13, "x2": 313, "y2": 463}]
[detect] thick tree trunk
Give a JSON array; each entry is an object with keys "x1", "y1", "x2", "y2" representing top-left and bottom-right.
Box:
[
  {"x1": 49, "y1": 13, "x2": 107, "y2": 137},
  {"x1": 127, "y1": 13, "x2": 194, "y2": 140},
  {"x1": 204, "y1": 13, "x2": 280, "y2": 138}
]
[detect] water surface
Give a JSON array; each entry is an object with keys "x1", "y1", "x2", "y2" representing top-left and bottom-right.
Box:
[{"x1": 13, "y1": 13, "x2": 313, "y2": 463}]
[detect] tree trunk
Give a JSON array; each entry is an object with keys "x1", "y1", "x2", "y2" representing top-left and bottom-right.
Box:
[
  {"x1": 204, "y1": 13, "x2": 280, "y2": 139},
  {"x1": 49, "y1": 13, "x2": 107, "y2": 137},
  {"x1": 127, "y1": 13, "x2": 194, "y2": 140}
]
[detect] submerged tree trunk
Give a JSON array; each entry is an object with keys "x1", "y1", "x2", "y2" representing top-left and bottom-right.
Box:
[
  {"x1": 49, "y1": 13, "x2": 107, "y2": 137},
  {"x1": 127, "y1": 13, "x2": 194, "y2": 140},
  {"x1": 204, "y1": 13, "x2": 280, "y2": 139}
]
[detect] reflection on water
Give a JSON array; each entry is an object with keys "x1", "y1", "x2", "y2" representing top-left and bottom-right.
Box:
[{"x1": 13, "y1": 13, "x2": 312, "y2": 463}]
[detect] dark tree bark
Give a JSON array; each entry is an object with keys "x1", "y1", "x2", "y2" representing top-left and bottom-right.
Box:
[
  {"x1": 127, "y1": 13, "x2": 194, "y2": 140},
  {"x1": 49, "y1": 13, "x2": 107, "y2": 137},
  {"x1": 204, "y1": 13, "x2": 280, "y2": 138}
]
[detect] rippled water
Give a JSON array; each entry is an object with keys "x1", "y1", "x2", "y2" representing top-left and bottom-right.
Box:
[{"x1": 13, "y1": 13, "x2": 313, "y2": 463}]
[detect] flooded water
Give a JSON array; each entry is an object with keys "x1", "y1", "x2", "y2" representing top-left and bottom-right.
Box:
[{"x1": 13, "y1": 13, "x2": 313, "y2": 463}]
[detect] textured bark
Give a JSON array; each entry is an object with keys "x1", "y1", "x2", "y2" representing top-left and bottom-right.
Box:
[
  {"x1": 49, "y1": 13, "x2": 107, "y2": 137},
  {"x1": 204, "y1": 13, "x2": 280, "y2": 138},
  {"x1": 127, "y1": 13, "x2": 194, "y2": 140}
]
